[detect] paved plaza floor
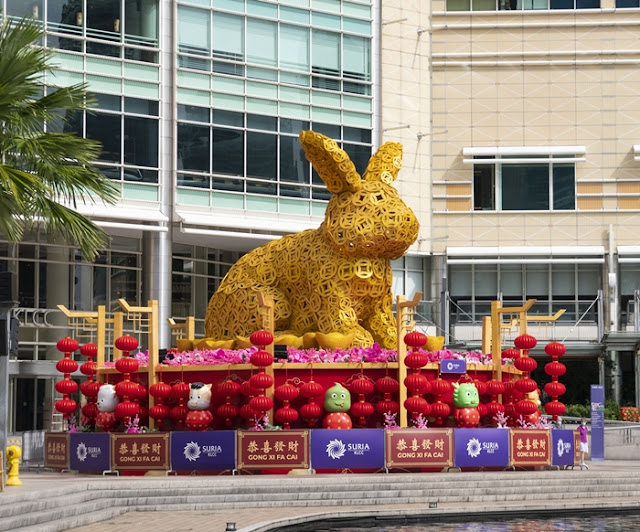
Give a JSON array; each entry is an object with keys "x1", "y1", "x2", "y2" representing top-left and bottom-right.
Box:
[{"x1": 4, "y1": 459, "x2": 640, "y2": 532}]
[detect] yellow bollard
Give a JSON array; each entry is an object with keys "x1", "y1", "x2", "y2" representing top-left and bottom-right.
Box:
[{"x1": 6, "y1": 445, "x2": 22, "y2": 486}]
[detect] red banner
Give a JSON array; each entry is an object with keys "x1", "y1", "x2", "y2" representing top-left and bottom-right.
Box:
[
  {"x1": 385, "y1": 429, "x2": 453, "y2": 469},
  {"x1": 44, "y1": 432, "x2": 70, "y2": 469},
  {"x1": 574, "y1": 430, "x2": 581, "y2": 465},
  {"x1": 111, "y1": 433, "x2": 170, "y2": 470},
  {"x1": 237, "y1": 430, "x2": 309, "y2": 470},
  {"x1": 509, "y1": 429, "x2": 551, "y2": 467}
]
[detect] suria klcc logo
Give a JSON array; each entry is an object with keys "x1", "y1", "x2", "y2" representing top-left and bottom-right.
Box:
[
  {"x1": 183, "y1": 441, "x2": 201, "y2": 462},
  {"x1": 76, "y1": 442, "x2": 101, "y2": 461},
  {"x1": 326, "y1": 439, "x2": 346, "y2": 459},
  {"x1": 556, "y1": 438, "x2": 571, "y2": 457},
  {"x1": 466, "y1": 437, "x2": 499, "y2": 458}
]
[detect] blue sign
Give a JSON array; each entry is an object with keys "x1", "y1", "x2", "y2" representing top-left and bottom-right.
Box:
[
  {"x1": 551, "y1": 429, "x2": 575, "y2": 467},
  {"x1": 171, "y1": 431, "x2": 236, "y2": 471},
  {"x1": 69, "y1": 432, "x2": 111, "y2": 472},
  {"x1": 310, "y1": 429, "x2": 385, "y2": 470},
  {"x1": 454, "y1": 428, "x2": 510, "y2": 468},
  {"x1": 590, "y1": 384, "x2": 605, "y2": 461},
  {"x1": 441, "y1": 359, "x2": 466, "y2": 374}
]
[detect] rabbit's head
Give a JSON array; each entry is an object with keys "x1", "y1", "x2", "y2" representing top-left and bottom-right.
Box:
[{"x1": 300, "y1": 130, "x2": 419, "y2": 259}]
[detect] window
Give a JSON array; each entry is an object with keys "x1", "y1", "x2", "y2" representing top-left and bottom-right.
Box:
[
  {"x1": 464, "y1": 146, "x2": 584, "y2": 211},
  {"x1": 446, "y1": 0, "x2": 599, "y2": 9},
  {"x1": 448, "y1": 261, "x2": 602, "y2": 324}
]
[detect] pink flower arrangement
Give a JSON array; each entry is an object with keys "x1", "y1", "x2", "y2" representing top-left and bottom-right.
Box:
[
  {"x1": 159, "y1": 347, "x2": 256, "y2": 366},
  {"x1": 286, "y1": 343, "x2": 397, "y2": 363}
]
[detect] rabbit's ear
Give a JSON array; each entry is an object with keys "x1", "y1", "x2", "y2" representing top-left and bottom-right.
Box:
[
  {"x1": 362, "y1": 142, "x2": 403, "y2": 184},
  {"x1": 299, "y1": 130, "x2": 361, "y2": 194}
]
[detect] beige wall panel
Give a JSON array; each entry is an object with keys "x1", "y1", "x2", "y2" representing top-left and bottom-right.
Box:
[
  {"x1": 577, "y1": 183, "x2": 603, "y2": 195},
  {"x1": 618, "y1": 198, "x2": 640, "y2": 210},
  {"x1": 446, "y1": 198, "x2": 472, "y2": 211},
  {"x1": 446, "y1": 184, "x2": 471, "y2": 196},
  {"x1": 618, "y1": 183, "x2": 640, "y2": 194}
]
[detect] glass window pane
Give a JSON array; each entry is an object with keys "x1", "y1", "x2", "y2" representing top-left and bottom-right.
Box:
[
  {"x1": 343, "y1": 35, "x2": 370, "y2": 81},
  {"x1": 280, "y1": 24, "x2": 309, "y2": 71},
  {"x1": 500, "y1": 265, "x2": 522, "y2": 296},
  {"x1": 125, "y1": 0, "x2": 158, "y2": 45},
  {"x1": 449, "y1": 266, "x2": 472, "y2": 297},
  {"x1": 247, "y1": 132, "x2": 277, "y2": 179},
  {"x1": 178, "y1": 123, "x2": 210, "y2": 172},
  {"x1": 247, "y1": 114, "x2": 277, "y2": 131},
  {"x1": 312, "y1": 30, "x2": 340, "y2": 75},
  {"x1": 473, "y1": 0, "x2": 496, "y2": 8},
  {"x1": 343, "y1": 127, "x2": 371, "y2": 143},
  {"x1": 213, "y1": 109, "x2": 244, "y2": 127},
  {"x1": 475, "y1": 265, "x2": 497, "y2": 297},
  {"x1": 213, "y1": 127, "x2": 244, "y2": 176},
  {"x1": 552, "y1": 265, "x2": 575, "y2": 296},
  {"x1": 247, "y1": 19, "x2": 276, "y2": 66},
  {"x1": 281, "y1": 118, "x2": 309, "y2": 134},
  {"x1": 578, "y1": 264, "x2": 601, "y2": 294},
  {"x1": 525, "y1": 264, "x2": 549, "y2": 297},
  {"x1": 280, "y1": 136, "x2": 309, "y2": 184},
  {"x1": 447, "y1": 0, "x2": 471, "y2": 9},
  {"x1": 407, "y1": 270, "x2": 423, "y2": 297},
  {"x1": 47, "y1": 0, "x2": 83, "y2": 34},
  {"x1": 553, "y1": 164, "x2": 575, "y2": 210},
  {"x1": 343, "y1": 143, "x2": 371, "y2": 174},
  {"x1": 212, "y1": 12, "x2": 244, "y2": 60},
  {"x1": 178, "y1": 6, "x2": 210, "y2": 55},
  {"x1": 501, "y1": 164, "x2": 549, "y2": 210},
  {"x1": 87, "y1": 113, "x2": 121, "y2": 162},
  {"x1": 474, "y1": 163, "x2": 495, "y2": 210},
  {"x1": 86, "y1": 0, "x2": 121, "y2": 39},
  {"x1": 92, "y1": 92, "x2": 121, "y2": 111},
  {"x1": 7, "y1": 0, "x2": 43, "y2": 19},
  {"x1": 124, "y1": 117, "x2": 158, "y2": 167},
  {"x1": 125, "y1": 97, "x2": 159, "y2": 116},
  {"x1": 178, "y1": 105, "x2": 210, "y2": 123}
]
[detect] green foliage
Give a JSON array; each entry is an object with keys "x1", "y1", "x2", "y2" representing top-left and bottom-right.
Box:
[
  {"x1": 0, "y1": 16, "x2": 118, "y2": 260},
  {"x1": 565, "y1": 400, "x2": 622, "y2": 420}
]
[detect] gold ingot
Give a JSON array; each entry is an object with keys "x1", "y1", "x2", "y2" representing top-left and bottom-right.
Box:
[
  {"x1": 235, "y1": 336, "x2": 253, "y2": 349},
  {"x1": 195, "y1": 338, "x2": 235, "y2": 350},
  {"x1": 274, "y1": 334, "x2": 304, "y2": 348},
  {"x1": 316, "y1": 332, "x2": 355, "y2": 350},
  {"x1": 176, "y1": 338, "x2": 194, "y2": 352},
  {"x1": 424, "y1": 336, "x2": 445, "y2": 352}
]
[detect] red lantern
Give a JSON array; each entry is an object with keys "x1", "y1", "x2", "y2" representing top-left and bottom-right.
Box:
[
  {"x1": 114, "y1": 335, "x2": 139, "y2": 354},
  {"x1": 376, "y1": 398, "x2": 400, "y2": 416},
  {"x1": 240, "y1": 380, "x2": 261, "y2": 397},
  {"x1": 350, "y1": 377, "x2": 374, "y2": 396},
  {"x1": 515, "y1": 399, "x2": 538, "y2": 416},
  {"x1": 150, "y1": 382, "x2": 172, "y2": 399},
  {"x1": 82, "y1": 403, "x2": 99, "y2": 419},
  {"x1": 300, "y1": 402, "x2": 322, "y2": 426},
  {"x1": 473, "y1": 379, "x2": 488, "y2": 396},
  {"x1": 250, "y1": 395, "x2": 273, "y2": 413},
  {"x1": 375, "y1": 376, "x2": 399, "y2": 395},
  {"x1": 80, "y1": 380, "x2": 101, "y2": 397},
  {"x1": 544, "y1": 342, "x2": 566, "y2": 358},
  {"x1": 55, "y1": 379, "x2": 78, "y2": 395},
  {"x1": 404, "y1": 373, "x2": 430, "y2": 394},
  {"x1": 404, "y1": 331, "x2": 427, "y2": 348},
  {"x1": 430, "y1": 401, "x2": 450, "y2": 419},
  {"x1": 514, "y1": 334, "x2": 537, "y2": 351},
  {"x1": 115, "y1": 400, "x2": 139, "y2": 420},
  {"x1": 486, "y1": 401, "x2": 505, "y2": 416},
  {"x1": 404, "y1": 396, "x2": 429, "y2": 417},
  {"x1": 501, "y1": 347, "x2": 520, "y2": 360},
  {"x1": 544, "y1": 400, "x2": 566, "y2": 416},
  {"x1": 216, "y1": 403, "x2": 239, "y2": 426},
  {"x1": 300, "y1": 381, "x2": 323, "y2": 398},
  {"x1": 57, "y1": 337, "x2": 79, "y2": 353},
  {"x1": 115, "y1": 357, "x2": 139, "y2": 374},
  {"x1": 405, "y1": 352, "x2": 428, "y2": 369},
  {"x1": 545, "y1": 361, "x2": 567, "y2": 377},
  {"x1": 250, "y1": 330, "x2": 274, "y2": 347},
  {"x1": 485, "y1": 379, "x2": 505, "y2": 396},
  {"x1": 80, "y1": 342, "x2": 98, "y2": 358},
  {"x1": 275, "y1": 383, "x2": 299, "y2": 402},
  {"x1": 116, "y1": 379, "x2": 139, "y2": 399},
  {"x1": 170, "y1": 404, "x2": 189, "y2": 423},
  {"x1": 544, "y1": 381, "x2": 567, "y2": 397},
  {"x1": 55, "y1": 397, "x2": 77, "y2": 415},
  {"x1": 56, "y1": 358, "x2": 78, "y2": 374},
  {"x1": 514, "y1": 356, "x2": 538, "y2": 373},
  {"x1": 171, "y1": 382, "x2": 191, "y2": 399},
  {"x1": 218, "y1": 380, "x2": 241, "y2": 398},
  {"x1": 149, "y1": 404, "x2": 170, "y2": 421},
  {"x1": 240, "y1": 403, "x2": 259, "y2": 421},
  {"x1": 351, "y1": 400, "x2": 374, "y2": 423},
  {"x1": 250, "y1": 350, "x2": 274, "y2": 367},
  {"x1": 275, "y1": 406, "x2": 299, "y2": 428},
  {"x1": 250, "y1": 372, "x2": 274, "y2": 390},
  {"x1": 514, "y1": 377, "x2": 537, "y2": 395},
  {"x1": 430, "y1": 378, "x2": 452, "y2": 396}
]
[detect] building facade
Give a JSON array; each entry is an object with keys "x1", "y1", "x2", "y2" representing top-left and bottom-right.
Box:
[{"x1": 2, "y1": 0, "x2": 640, "y2": 434}]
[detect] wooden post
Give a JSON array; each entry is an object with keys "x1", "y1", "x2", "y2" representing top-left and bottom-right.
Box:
[{"x1": 257, "y1": 291, "x2": 275, "y2": 421}]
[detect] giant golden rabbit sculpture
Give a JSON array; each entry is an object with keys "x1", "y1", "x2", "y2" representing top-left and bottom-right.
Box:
[{"x1": 204, "y1": 130, "x2": 419, "y2": 349}]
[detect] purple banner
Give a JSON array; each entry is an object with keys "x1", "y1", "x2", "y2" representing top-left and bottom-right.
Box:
[
  {"x1": 70, "y1": 432, "x2": 111, "y2": 472},
  {"x1": 441, "y1": 359, "x2": 466, "y2": 374},
  {"x1": 551, "y1": 429, "x2": 575, "y2": 467},
  {"x1": 590, "y1": 384, "x2": 604, "y2": 461},
  {"x1": 171, "y1": 431, "x2": 236, "y2": 471},
  {"x1": 311, "y1": 429, "x2": 385, "y2": 470},
  {"x1": 454, "y1": 428, "x2": 510, "y2": 468}
]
